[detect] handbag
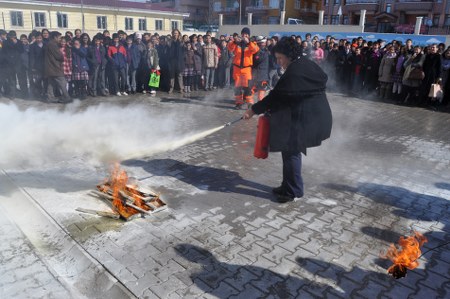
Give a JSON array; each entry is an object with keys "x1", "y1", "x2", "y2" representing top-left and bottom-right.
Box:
[
  {"x1": 148, "y1": 70, "x2": 160, "y2": 88},
  {"x1": 428, "y1": 83, "x2": 443, "y2": 100},
  {"x1": 408, "y1": 67, "x2": 425, "y2": 80}
]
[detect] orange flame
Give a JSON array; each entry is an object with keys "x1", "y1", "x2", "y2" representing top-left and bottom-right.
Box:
[
  {"x1": 97, "y1": 163, "x2": 151, "y2": 218},
  {"x1": 384, "y1": 231, "x2": 427, "y2": 279}
]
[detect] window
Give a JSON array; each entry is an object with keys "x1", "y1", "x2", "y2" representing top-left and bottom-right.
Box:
[
  {"x1": 139, "y1": 18, "x2": 147, "y2": 31},
  {"x1": 295, "y1": 0, "x2": 301, "y2": 9},
  {"x1": 343, "y1": 16, "x2": 349, "y2": 25},
  {"x1": 10, "y1": 11, "x2": 23, "y2": 27},
  {"x1": 155, "y1": 20, "x2": 163, "y2": 30},
  {"x1": 434, "y1": 15, "x2": 440, "y2": 26},
  {"x1": 386, "y1": 4, "x2": 391, "y2": 13},
  {"x1": 334, "y1": 0, "x2": 340, "y2": 4},
  {"x1": 34, "y1": 12, "x2": 46, "y2": 27},
  {"x1": 445, "y1": 14, "x2": 450, "y2": 26},
  {"x1": 323, "y1": 16, "x2": 328, "y2": 25},
  {"x1": 324, "y1": 0, "x2": 329, "y2": 5},
  {"x1": 268, "y1": 16, "x2": 279, "y2": 24},
  {"x1": 125, "y1": 18, "x2": 133, "y2": 30},
  {"x1": 57, "y1": 13, "x2": 68, "y2": 28},
  {"x1": 214, "y1": 2, "x2": 221, "y2": 12},
  {"x1": 97, "y1": 16, "x2": 107, "y2": 29},
  {"x1": 269, "y1": 0, "x2": 279, "y2": 9},
  {"x1": 331, "y1": 15, "x2": 340, "y2": 25},
  {"x1": 171, "y1": 21, "x2": 178, "y2": 30}
]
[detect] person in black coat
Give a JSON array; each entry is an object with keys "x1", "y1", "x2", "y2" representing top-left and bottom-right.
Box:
[
  {"x1": 167, "y1": 29, "x2": 185, "y2": 93},
  {"x1": 243, "y1": 37, "x2": 332, "y2": 203},
  {"x1": 87, "y1": 36, "x2": 108, "y2": 96},
  {"x1": 2, "y1": 31, "x2": 23, "y2": 98},
  {"x1": 420, "y1": 44, "x2": 442, "y2": 107},
  {"x1": 29, "y1": 32, "x2": 46, "y2": 98}
]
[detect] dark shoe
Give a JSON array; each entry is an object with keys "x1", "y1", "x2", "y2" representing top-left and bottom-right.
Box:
[
  {"x1": 272, "y1": 186, "x2": 285, "y2": 195},
  {"x1": 235, "y1": 104, "x2": 242, "y2": 110},
  {"x1": 276, "y1": 193, "x2": 303, "y2": 203}
]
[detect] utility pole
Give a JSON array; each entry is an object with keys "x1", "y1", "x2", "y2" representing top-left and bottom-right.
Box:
[
  {"x1": 81, "y1": 0, "x2": 85, "y2": 32},
  {"x1": 239, "y1": 0, "x2": 242, "y2": 25}
]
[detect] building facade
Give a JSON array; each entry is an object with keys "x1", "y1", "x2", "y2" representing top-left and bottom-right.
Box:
[
  {"x1": 0, "y1": 0, "x2": 188, "y2": 36},
  {"x1": 322, "y1": 0, "x2": 450, "y2": 34},
  {"x1": 149, "y1": 0, "x2": 209, "y2": 27},
  {"x1": 212, "y1": 0, "x2": 322, "y2": 25}
]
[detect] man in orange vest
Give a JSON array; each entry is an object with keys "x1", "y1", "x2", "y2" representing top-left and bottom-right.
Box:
[{"x1": 228, "y1": 27, "x2": 259, "y2": 109}]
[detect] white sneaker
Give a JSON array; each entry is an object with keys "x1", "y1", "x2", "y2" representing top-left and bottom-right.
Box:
[
  {"x1": 116, "y1": 92, "x2": 121, "y2": 96},
  {"x1": 150, "y1": 90, "x2": 156, "y2": 94},
  {"x1": 142, "y1": 90, "x2": 147, "y2": 94},
  {"x1": 122, "y1": 91, "x2": 128, "y2": 96}
]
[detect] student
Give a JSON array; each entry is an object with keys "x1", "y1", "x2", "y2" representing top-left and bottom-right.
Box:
[
  {"x1": 125, "y1": 36, "x2": 141, "y2": 94},
  {"x1": 29, "y1": 32, "x2": 46, "y2": 98},
  {"x1": 183, "y1": 42, "x2": 195, "y2": 93},
  {"x1": 71, "y1": 39, "x2": 89, "y2": 99},
  {"x1": 87, "y1": 36, "x2": 107, "y2": 96},
  {"x1": 142, "y1": 41, "x2": 159, "y2": 95},
  {"x1": 108, "y1": 33, "x2": 128, "y2": 96}
]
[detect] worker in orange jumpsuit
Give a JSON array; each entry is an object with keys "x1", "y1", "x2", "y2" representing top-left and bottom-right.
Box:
[{"x1": 227, "y1": 27, "x2": 259, "y2": 109}]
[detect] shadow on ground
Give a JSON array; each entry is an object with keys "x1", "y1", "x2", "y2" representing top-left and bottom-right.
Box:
[
  {"x1": 123, "y1": 158, "x2": 275, "y2": 202},
  {"x1": 174, "y1": 243, "x2": 406, "y2": 298}
]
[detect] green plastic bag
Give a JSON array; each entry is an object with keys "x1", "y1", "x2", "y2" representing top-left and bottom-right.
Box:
[{"x1": 148, "y1": 71, "x2": 160, "y2": 88}]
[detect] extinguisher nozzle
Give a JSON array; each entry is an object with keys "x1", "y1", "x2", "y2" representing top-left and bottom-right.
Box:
[{"x1": 224, "y1": 117, "x2": 243, "y2": 127}]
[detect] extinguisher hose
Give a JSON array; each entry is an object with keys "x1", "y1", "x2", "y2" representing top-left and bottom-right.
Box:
[{"x1": 224, "y1": 117, "x2": 243, "y2": 127}]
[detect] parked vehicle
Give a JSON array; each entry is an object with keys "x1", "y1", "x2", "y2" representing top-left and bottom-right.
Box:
[
  {"x1": 198, "y1": 25, "x2": 219, "y2": 32},
  {"x1": 287, "y1": 18, "x2": 304, "y2": 25}
]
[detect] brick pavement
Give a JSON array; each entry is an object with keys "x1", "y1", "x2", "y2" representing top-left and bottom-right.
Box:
[{"x1": 1, "y1": 90, "x2": 449, "y2": 298}]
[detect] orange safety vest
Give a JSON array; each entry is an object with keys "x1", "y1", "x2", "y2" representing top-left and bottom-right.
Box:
[{"x1": 228, "y1": 40, "x2": 259, "y2": 88}]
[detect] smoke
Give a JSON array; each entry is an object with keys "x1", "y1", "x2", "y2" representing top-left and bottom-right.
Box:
[{"x1": 0, "y1": 101, "x2": 218, "y2": 169}]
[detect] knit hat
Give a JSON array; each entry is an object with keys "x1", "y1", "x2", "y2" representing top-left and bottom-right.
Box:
[
  {"x1": 135, "y1": 33, "x2": 142, "y2": 39},
  {"x1": 241, "y1": 27, "x2": 250, "y2": 36}
]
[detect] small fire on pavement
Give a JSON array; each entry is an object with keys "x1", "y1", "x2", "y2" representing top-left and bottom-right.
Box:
[
  {"x1": 383, "y1": 231, "x2": 428, "y2": 279},
  {"x1": 79, "y1": 163, "x2": 167, "y2": 221}
]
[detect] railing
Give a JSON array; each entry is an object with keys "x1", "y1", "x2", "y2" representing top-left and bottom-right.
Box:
[
  {"x1": 214, "y1": 7, "x2": 238, "y2": 12},
  {"x1": 245, "y1": 5, "x2": 274, "y2": 11},
  {"x1": 345, "y1": 0, "x2": 379, "y2": 3},
  {"x1": 397, "y1": 0, "x2": 432, "y2": 2}
]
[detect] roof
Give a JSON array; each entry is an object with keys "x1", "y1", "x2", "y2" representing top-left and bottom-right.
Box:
[{"x1": 3, "y1": 0, "x2": 185, "y2": 15}]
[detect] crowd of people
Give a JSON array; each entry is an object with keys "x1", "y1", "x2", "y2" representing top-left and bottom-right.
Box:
[{"x1": 0, "y1": 27, "x2": 449, "y2": 111}]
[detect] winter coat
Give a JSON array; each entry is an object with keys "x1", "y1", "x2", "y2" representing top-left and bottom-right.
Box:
[
  {"x1": 2, "y1": 38, "x2": 23, "y2": 69},
  {"x1": 125, "y1": 44, "x2": 141, "y2": 70},
  {"x1": 168, "y1": 39, "x2": 185, "y2": 75},
  {"x1": 228, "y1": 40, "x2": 259, "y2": 68},
  {"x1": 218, "y1": 45, "x2": 233, "y2": 68},
  {"x1": 192, "y1": 42, "x2": 203, "y2": 73},
  {"x1": 72, "y1": 47, "x2": 89, "y2": 74},
  {"x1": 402, "y1": 53, "x2": 425, "y2": 87},
  {"x1": 30, "y1": 42, "x2": 45, "y2": 72},
  {"x1": 378, "y1": 54, "x2": 396, "y2": 83},
  {"x1": 251, "y1": 57, "x2": 332, "y2": 155},
  {"x1": 87, "y1": 45, "x2": 107, "y2": 68},
  {"x1": 44, "y1": 39, "x2": 64, "y2": 77},
  {"x1": 20, "y1": 43, "x2": 29, "y2": 70},
  {"x1": 422, "y1": 53, "x2": 442, "y2": 89},
  {"x1": 107, "y1": 44, "x2": 127, "y2": 70},
  {"x1": 252, "y1": 47, "x2": 269, "y2": 82},
  {"x1": 184, "y1": 48, "x2": 195, "y2": 67},
  {"x1": 143, "y1": 47, "x2": 159, "y2": 70},
  {"x1": 203, "y1": 43, "x2": 218, "y2": 68}
]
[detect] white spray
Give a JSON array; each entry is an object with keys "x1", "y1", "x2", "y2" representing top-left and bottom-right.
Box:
[{"x1": 0, "y1": 101, "x2": 231, "y2": 169}]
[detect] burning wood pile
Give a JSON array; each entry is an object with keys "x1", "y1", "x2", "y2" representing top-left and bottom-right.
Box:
[
  {"x1": 383, "y1": 231, "x2": 427, "y2": 279},
  {"x1": 78, "y1": 164, "x2": 167, "y2": 221}
]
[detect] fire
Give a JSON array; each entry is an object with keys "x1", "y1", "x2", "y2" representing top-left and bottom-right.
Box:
[
  {"x1": 97, "y1": 163, "x2": 151, "y2": 219},
  {"x1": 384, "y1": 231, "x2": 428, "y2": 279}
]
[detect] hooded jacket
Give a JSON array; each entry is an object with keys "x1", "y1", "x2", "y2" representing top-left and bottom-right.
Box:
[{"x1": 251, "y1": 57, "x2": 332, "y2": 154}]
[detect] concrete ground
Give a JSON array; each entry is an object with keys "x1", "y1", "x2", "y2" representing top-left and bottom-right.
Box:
[{"x1": 0, "y1": 90, "x2": 449, "y2": 299}]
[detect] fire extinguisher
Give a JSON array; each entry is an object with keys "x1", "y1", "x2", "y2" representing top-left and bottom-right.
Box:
[{"x1": 254, "y1": 113, "x2": 270, "y2": 159}]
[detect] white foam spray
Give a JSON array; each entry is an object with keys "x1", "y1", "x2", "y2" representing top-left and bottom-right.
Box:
[{"x1": 0, "y1": 101, "x2": 226, "y2": 169}]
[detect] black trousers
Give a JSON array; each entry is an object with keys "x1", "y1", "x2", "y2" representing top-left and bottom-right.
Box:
[{"x1": 281, "y1": 151, "x2": 304, "y2": 198}]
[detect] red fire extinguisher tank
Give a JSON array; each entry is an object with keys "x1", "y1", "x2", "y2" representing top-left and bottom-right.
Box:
[{"x1": 254, "y1": 114, "x2": 270, "y2": 159}]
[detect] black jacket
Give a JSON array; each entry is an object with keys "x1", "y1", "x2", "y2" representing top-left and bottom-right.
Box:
[
  {"x1": 87, "y1": 45, "x2": 107, "y2": 69},
  {"x1": 252, "y1": 57, "x2": 332, "y2": 154},
  {"x1": 30, "y1": 42, "x2": 45, "y2": 72}
]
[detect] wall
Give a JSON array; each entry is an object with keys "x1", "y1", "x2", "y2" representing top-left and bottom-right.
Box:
[
  {"x1": 0, "y1": 2, "x2": 185, "y2": 37},
  {"x1": 218, "y1": 24, "x2": 364, "y2": 37}
]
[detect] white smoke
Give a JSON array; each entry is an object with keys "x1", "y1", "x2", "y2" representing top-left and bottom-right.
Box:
[{"x1": 0, "y1": 101, "x2": 214, "y2": 169}]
